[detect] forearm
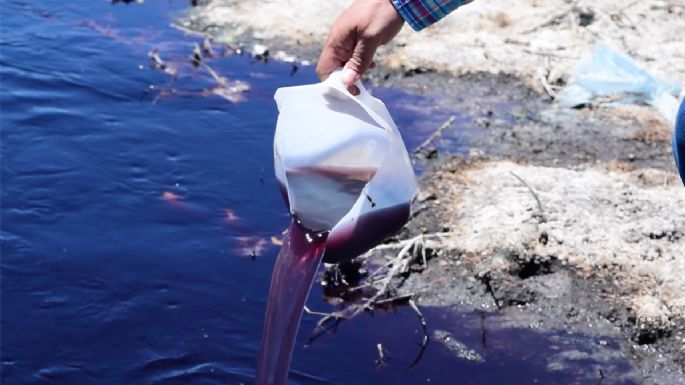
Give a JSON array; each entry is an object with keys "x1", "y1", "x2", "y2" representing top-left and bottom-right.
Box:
[{"x1": 390, "y1": 0, "x2": 472, "y2": 31}]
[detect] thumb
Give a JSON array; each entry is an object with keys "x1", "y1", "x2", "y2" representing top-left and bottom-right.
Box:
[{"x1": 341, "y1": 38, "x2": 377, "y2": 86}]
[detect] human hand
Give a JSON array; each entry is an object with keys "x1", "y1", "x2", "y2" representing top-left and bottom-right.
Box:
[{"x1": 316, "y1": 0, "x2": 405, "y2": 95}]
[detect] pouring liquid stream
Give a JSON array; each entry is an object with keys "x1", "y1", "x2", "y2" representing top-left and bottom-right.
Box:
[
  {"x1": 254, "y1": 217, "x2": 328, "y2": 385},
  {"x1": 255, "y1": 166, "x2": 410, "y2": 385}
]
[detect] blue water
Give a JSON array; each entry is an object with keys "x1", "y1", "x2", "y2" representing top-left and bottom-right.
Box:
[{"x1": 1, "y1": 1, "x2": 639, "y2": 384}]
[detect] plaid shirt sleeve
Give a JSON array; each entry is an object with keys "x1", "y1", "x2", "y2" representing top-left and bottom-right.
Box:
[{"x1": 390, "y1": 0, "x2": 472, "y2": 31}]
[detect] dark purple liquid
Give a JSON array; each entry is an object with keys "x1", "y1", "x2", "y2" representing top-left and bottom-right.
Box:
[
  {"x1": 322, "y1": 202, "x2": 410, "y2": 264},
  {"x1": 254, "y1": 219, "x2": 328, "y2": 385},
  {"x1": 277, "y1": 166, "x2": 410, "y2": 263},
  {"x1": 257, "y1": 167, "x2": 410, "y2": 384},
  {"x1": 283, "y1": 166, "x2": 376, "y2": 231},
  {"x1": 288, "y1": 166, "x2": 377, "y2": 183}
]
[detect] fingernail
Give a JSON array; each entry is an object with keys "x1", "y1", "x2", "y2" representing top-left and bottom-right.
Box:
[{"x1": 341, "y1": 68, "x2": 358, "y2": 85}]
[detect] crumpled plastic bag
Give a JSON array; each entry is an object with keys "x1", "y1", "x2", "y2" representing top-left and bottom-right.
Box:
[
  {"x1": 273, "y1": 70, "x2": 418, "y2": 263},
  {"x1": 558, "y1": 43, "x2": 681, "y2": 124}
]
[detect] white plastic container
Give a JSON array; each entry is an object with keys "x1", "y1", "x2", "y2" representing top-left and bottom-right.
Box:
[{"x1": 274, "y1": 70, "x2": 418, "y2": 263}]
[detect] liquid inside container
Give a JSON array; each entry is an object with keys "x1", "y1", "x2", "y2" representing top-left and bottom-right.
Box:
[
  {"x1": 283, "y1": 166, "x2": 376, "y2": 231},
  {"x1": 274, "y1": 80, "x2": 392, "y2": 233},
  {"x1": 273, "y1": 70, "x2": 417, "y2": 262},
  {"x1": 277, "y1": 169, "x2": 410, "y2": 263}
]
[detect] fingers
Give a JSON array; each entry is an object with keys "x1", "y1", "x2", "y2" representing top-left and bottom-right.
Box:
[
  {"x1": 316, "y1": 18, "x2": 355, "y2": 82},
  {"x1": 317, "y1": 38, "x2": 376, "y2": 96},
  {"x1": 346, "y1": 61, "x2": 374, "y2": 94},
  {"x1": 316, "y1": 44, "x2": 343, "y2": 82},
  {"x1": 341, "y1": 38, "x2": 378, "y2": 95}
]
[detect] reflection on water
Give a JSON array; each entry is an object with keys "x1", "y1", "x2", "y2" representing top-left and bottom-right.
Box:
[{"x1": 1, "y1": 1, "x2": 640, "y2": 384}]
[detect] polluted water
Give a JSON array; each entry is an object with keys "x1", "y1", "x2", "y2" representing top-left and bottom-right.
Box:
[{"x1": 255, "y1": 71, "x2": 418, "y2": 384}]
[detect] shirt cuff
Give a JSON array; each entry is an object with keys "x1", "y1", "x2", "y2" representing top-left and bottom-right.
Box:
[{"x1": 390, "y1": 0, "x2": 470, "y2": 31}]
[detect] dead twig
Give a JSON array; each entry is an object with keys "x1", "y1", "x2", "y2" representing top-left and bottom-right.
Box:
[
  {"x1": 306, "y1": 317, "x2": 342, "y2": 345},
  {"x1": 304, "y1": 237, "x2": 436, "y2": 368},
  {"x1": 479, "y1": 311, "x2": 487, "y2": 348},
  {"x1": 201, "y1": 36, "x2": 214, "y2": 58},
  {"x1": 344, "y1": 232, "x2": 449, "y2": 296},
  {"x1": 414, "y1": 116, "x2": 456, "y2": 155},
  {"x1": 370, "y1": 232, "x2": 450, "y2": 251},
  {"x1": 537, "y1": 65, "x2": 558, "y2": 100},
  {"x1": 200, "y1": 61, "x2": 226, "y2": 86},
  {"x1": 372, "y1": 293, "x2": 413, "y2": 307},
  {"x1": 375, "y1": 343, "x2": 388, "y2": 368},
  {"x1": 596, "y1": 367, "x2": 605, "y2": 385},
  {"x1": 303, "y1": 305, "x2": 337, "y2": 319},
  {"x1": 307, "y1": 236, "x2": 429, "y2": 329},
  {"x1": 478, "y1": 271, "x2": 502, "y2": 310},
  {"x1": 522, "y1": 48, "x2": 577, "y2": 60},
  {"x1": 618, "y1": 0, "x2": 641, "y2": 12},
  {"x1": 148, "y1": 49, "x2": 178, "y2": 77},
  {"x1": 169, "y1": 22, "x2": 206, "y2": 37},
  {"x1": 509, "y1": 171, "x2": 546, "y2": 223},
  {"x1": 407, "y1": 299, "x2": 430, "y2": 369},
  {"x1": 303, "y1": 305, "x2": 345, "y2": 331},
  {"x1": 521, "y1": 6, "x2": 574, "y2": 34},
  {"x1": 408, "y1": 299, "x2": 428, "y2": 343},
  {"x1": 198, "y1": 61, "x2": 250, "y2": 102}
]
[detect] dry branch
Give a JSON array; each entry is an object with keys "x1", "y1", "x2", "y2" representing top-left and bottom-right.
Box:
[
  {"x1": 509, "y1": 171, "x2": 546, "y2": 223},
  {"x1": 414, "y1": 116, "x2": 456, "y2": 155},
  {"x1": 305, "y1": 235, "x2": 436, "y2": 334}
]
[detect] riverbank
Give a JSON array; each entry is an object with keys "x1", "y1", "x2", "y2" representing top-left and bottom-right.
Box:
[
  {"x1": 181, "y1": 0, "x2": 685, "y2": 94},
  {"x1": 178, "y1": 0, "x2": 685, "y2": 382}
]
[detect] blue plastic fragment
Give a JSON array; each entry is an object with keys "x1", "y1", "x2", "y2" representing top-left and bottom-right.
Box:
[
  {"x1": 559, "y1": 43, "x2": 681, "y2": 123},
  {"x1": 673, "y1": 98, "x2": 685, "y2": 186}
]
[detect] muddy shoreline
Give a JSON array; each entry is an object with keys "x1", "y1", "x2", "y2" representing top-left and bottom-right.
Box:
[
  {"x1": 376, "y1": 70, "x2": 684, "y2": 381},
  {"x1": 370, "y1": 71, "x2": 685, "y2": 382},
  {"x1": 178, "y1": 4, "x2": 684, "y2": 382},
  {"x1": 365, "y1": 73, "x2": 684, "y2": 381}
]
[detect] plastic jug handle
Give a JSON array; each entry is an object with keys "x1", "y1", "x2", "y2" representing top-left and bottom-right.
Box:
[
  {"x1": 323, "y1": 69, "x2": 370, "y2": 97},
  {"x1": 323, "y1": 69, "x2": 392, "y2": 132}
]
